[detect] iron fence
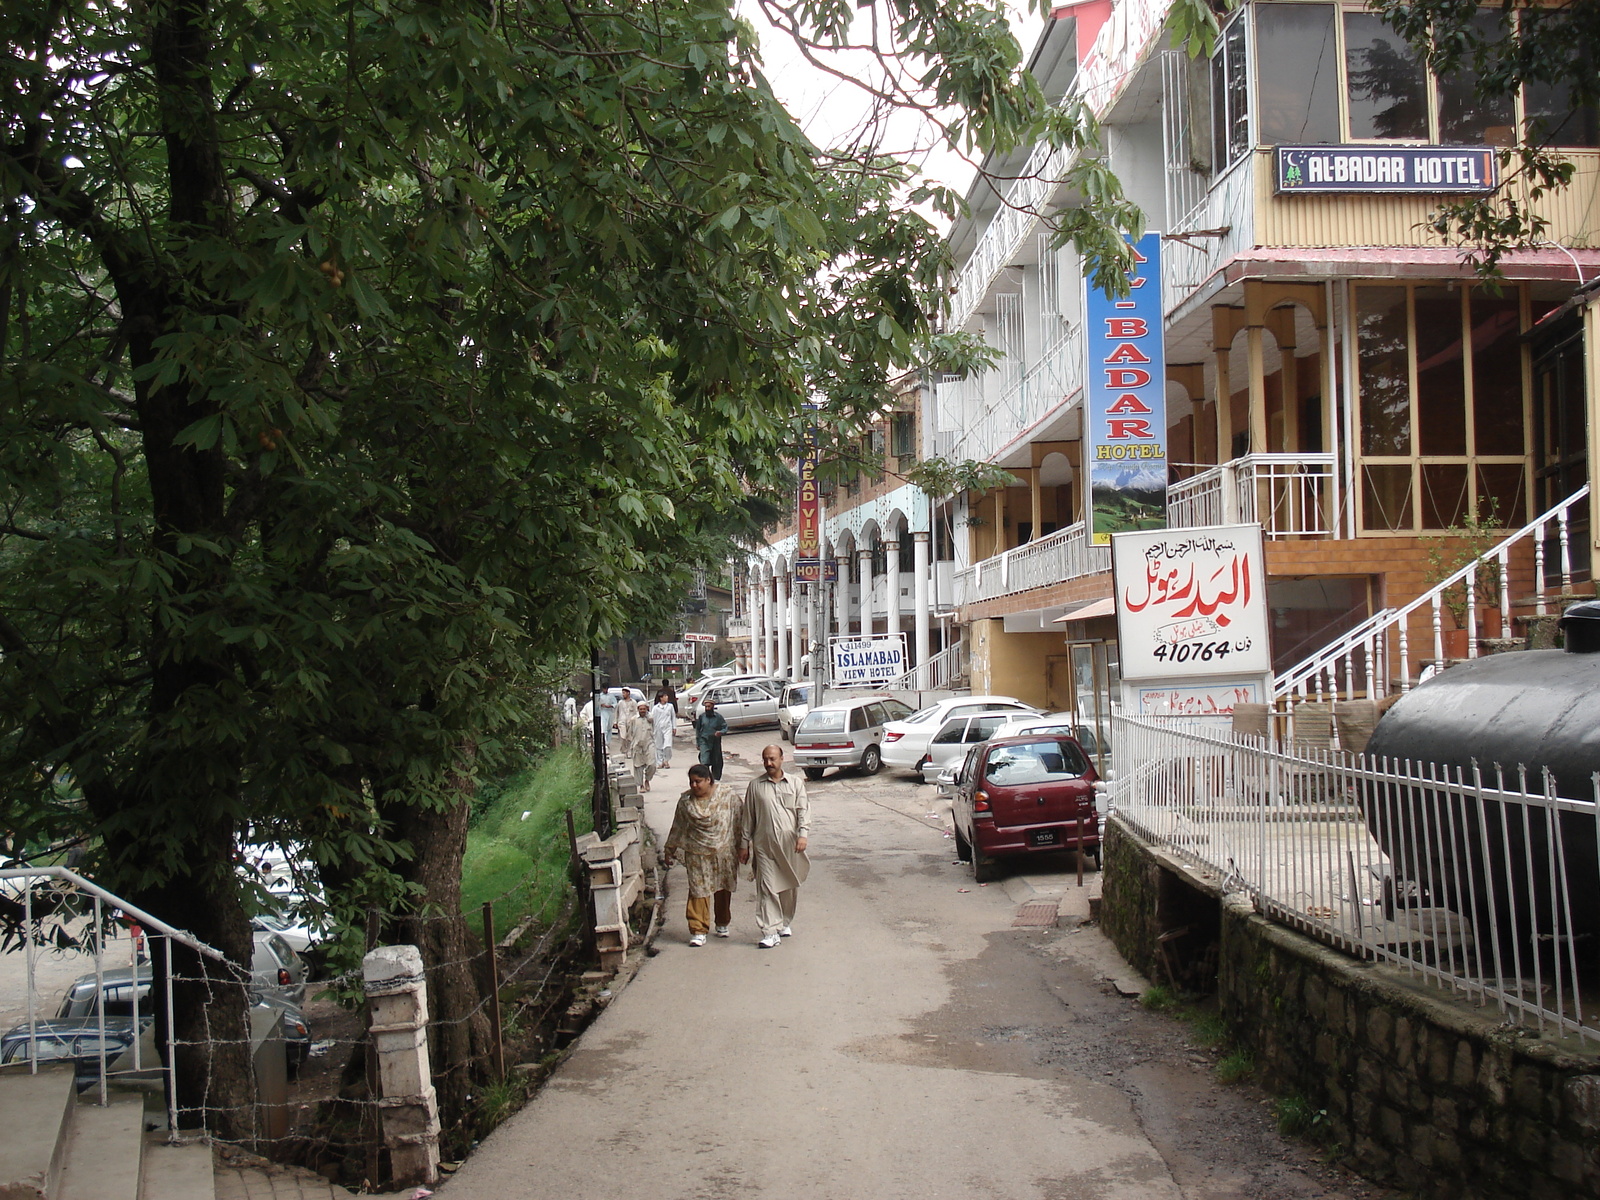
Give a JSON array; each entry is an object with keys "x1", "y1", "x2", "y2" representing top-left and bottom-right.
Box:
[{"x1": 1111, "y1": 714, "x2": 1600, "y2": 1045}]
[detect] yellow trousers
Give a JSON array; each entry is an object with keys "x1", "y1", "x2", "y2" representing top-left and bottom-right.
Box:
[{"x1": 685, "y1": 890, "x2": 733, "y2": 935}]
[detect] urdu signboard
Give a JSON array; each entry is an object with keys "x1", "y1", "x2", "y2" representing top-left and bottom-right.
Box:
[
  {"x1": 1111, "y1": 524, "x2": 1272, "y2": 716},
  {"x1": 1085, "y1": 231, "x2": 1167, "y2": 547},
  {"x1": 647, "y1": 641, "x2": 695, "y2": 666}
]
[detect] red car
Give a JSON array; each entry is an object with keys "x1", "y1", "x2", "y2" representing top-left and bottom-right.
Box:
[{"x1": 950, "y1": 734, "x2": 1100, "y2": 882}]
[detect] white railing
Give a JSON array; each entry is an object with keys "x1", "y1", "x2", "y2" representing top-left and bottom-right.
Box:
[
  {"x1": 1111, "y1": 714, "x2": 1600, "y2": 1045},
  {"x1": 952, "y1": 520, "x2": 1111, "y2": 606},
  {"x1": 882, "y1": 639, "x2": 969, "y2": 692},
  {"x1": 1167, "y1": 454, "x2": 1336, "y2": 537},
  {"x1": 0, "y1": 866, "x2": 234, "y2": 1133},
  {"x1": 1275, "y1": 485, "x2": 1591, "y2": 704},
  {"x1": 938, "y1": 323, "x2": 1083, "y2": 466},
  {"x1": 949, "y1": 141, "x2": 1063, "y2": 331}
]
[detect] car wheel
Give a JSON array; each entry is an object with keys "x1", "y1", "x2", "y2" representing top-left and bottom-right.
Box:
[
  {"x1": 953, "y1": 823, "x2": 972, "y2": 863},
  {"x1": 858, "y1": 744, "x2": 882, "y2": 775},
  {"x1": 972, "y1": 844, "x2": 1000, "y2": 884},
  {"x1": 913, "y1": 754, "x2": 930, "y2": 778},
  {"x1": 803, "y1": 767, "x2": 826, "y2": 781}
]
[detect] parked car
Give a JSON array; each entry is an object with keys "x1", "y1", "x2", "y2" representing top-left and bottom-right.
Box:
[
  {"x1": 922, "y1": 711, "x2": 1110, "y2": 782},
  {"x1": 880, "y1": 695, "x2": 1040, "y2": 776},
  {"x1": 0, "y1": 1016, "x2": 145, "y2": 1090},
  {"x1": 684, "y1": 678, "x2": 783, "y2": 729},
  {"x1": 912, "y1": 710, "x2": 1022, "y2": 783},
  {"x1": 950, "y1": 733, "x2": 1100, "y2": 882},
  {"x1": 677, "y1": 674, "x2": 779, "y2": 718},
  {"x1": 252, "y1": 929, "x2": 309, "y2": 1007},
  {"x1": 791, "y1": 696, "x2": 914, "y2": 779},
  {"x1": 777, "y1": 682, "x2": 813, "y2": 741}
]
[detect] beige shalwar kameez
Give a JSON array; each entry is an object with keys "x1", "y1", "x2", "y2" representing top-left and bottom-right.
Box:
[
  {"x1": 620, "y1": 709, "x2": 655, "y2": 790},
  {"x1": 664, "y1": 783, "x2": 741, "y2": 935},
  {"x1": 740, "y1": 773, "x2": 810, "y2": 937}
]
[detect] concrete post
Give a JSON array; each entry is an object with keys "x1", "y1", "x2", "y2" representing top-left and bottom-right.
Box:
[
  {"x1": 833, "y1": 555, "x2": 850, "y2": 642},
  {"x1": 764, "y1": 575, "x2": 777, "y2": 675},
  {"x1": 362, "y1": 945, "x2": 440, "y2": 1190},
  {"x1": 883, "y1": 538, "x2": 900, "y2": 646},
  {"x1": 913, "y1": 531, "x2": 931, "y2": 687},
  {"x1": 856, "y1": 548, "x2": 873, "y2": 636},
  {"x1": 775, "y1": 573, "x2": 789, "y2": 679},
  {"x1": 748, "y1": 578, "x2": 762, "y2": 673},
  {"x1": 790, "y1": 581, "x2": 804, "y2": 677}
]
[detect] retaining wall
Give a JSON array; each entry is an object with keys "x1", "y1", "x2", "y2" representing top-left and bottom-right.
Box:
[{"x1": 1102, "y1": 815, "x2": 1600, "y2": 1199}]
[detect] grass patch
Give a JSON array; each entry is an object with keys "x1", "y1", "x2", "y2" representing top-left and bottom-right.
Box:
[
  {"x1": 1275, "y1": 1093, "x2": 1328, "y2": 1138},
  {"x1": 1139, "y1": 984, "x2": 1180, "y2": 1012},
  {"x1": 1215, "y1": 1048, "x2": 1255, "y2": 1084},
  {"x1": 462, "y1": 744, "x2": 593, "y2": 931}
]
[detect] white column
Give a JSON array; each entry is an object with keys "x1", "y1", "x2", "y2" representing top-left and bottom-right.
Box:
[
  {"x1": 833, "y1": 555, "x2": 850, "y2": 639},
  {"x1": 856, "y1": 548, "x2": 873, "y2": 636},
  {"x1": 913, "y1": 531, "x2": 931, "y2": 688},
  {"x1": 775, "y1": 573, "x2": 789, "y2": 679},
  {"x1": 883, "y1": 537, "x2": 901, "y2": 646},
  {"x1": 789, "y1": 580, "x2": 804, "y2": 677},
  {"x1": 763, "y1": 575, "x2": 777, "y2": 674},
  {"x1": 749, "y1": 576, "x2": 764, "y2": 673}
]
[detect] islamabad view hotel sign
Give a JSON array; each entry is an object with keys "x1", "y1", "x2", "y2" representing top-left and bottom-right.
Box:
[
  {"x1": 1085, "y1": 230, "x2": 1167, "y2": 547},
  {"x1": 1275, "y1": 145, "x2": 1498, "y2": 194},
  {"x1": 829, "y1": 634, "x2": 906, "y2": 686}
]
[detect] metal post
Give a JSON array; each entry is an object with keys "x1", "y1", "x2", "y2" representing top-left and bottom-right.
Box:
[{"x1": 591, "y1": 649, "x2": 612, "y2": 839}]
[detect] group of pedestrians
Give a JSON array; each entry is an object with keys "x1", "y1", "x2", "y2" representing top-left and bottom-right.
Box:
[
  {"x1": 663, "y1": 743, "x2": 809, "y2": 949},
  {"x1": 617, "y1": 690, "x2": 678, "y2": 793}
]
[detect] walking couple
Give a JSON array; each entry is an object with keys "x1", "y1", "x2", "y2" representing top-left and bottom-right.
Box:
[{"x1": 663, "y1": 745, "x2": 809, "y2": 949}]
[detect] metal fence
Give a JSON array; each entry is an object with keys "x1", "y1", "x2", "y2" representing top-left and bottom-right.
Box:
[{"x1": 1111, "y1": 714, "x2": 1600, "y2": 1045}]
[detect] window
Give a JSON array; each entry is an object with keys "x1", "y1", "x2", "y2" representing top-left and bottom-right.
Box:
[
  {"x1": 931, "y1": 719, "x2": 966, "y2": 745},
  {"x1": 1343, "y1": 10, "x2": 1429, "y2": 140},
  {"x1": 890, "y1": 411, "x2": 915, "y2": 458},
  {"x1": 1211, "y1": 13, "x2": 1250, "y2": 169},
  {"x1": 1354, "y1": 282, "x2": 1529, "y2": 533},
  {"x1": 1256, "y1": 3, "x2": 1341, "y2": 145}
]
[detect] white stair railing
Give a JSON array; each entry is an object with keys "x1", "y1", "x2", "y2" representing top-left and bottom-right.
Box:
[
  {"x1": 881, "y1": 639, "x2": 967, "y2": 692},
  {"x1": 1274, "y1": 485, "x2": 1591, "y2": 707}
]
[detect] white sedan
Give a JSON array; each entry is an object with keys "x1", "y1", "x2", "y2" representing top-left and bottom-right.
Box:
[{"x1": 879, "y1": 695, "x2": 1040, "y2": 776}]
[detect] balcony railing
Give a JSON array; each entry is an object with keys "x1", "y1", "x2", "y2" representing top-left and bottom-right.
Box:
[
  {"x1": 1167, "y1": 453, "x2": 1337, "y2": 537},
  {"x1": 936, "y1": 323, "x2": 1082, "y2": 466},
  {"x1": 953, "y1": 520, "x2": 1110, "y2": 605}
]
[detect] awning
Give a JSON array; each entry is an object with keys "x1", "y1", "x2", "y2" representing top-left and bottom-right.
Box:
[{"x1": 1054, "y1": 596, "x2": 1115, "y2": 622}]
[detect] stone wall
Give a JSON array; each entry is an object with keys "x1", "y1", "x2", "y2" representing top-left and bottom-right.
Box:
[{"x1": 1103, "y1": 815, "x2": 1600, "y2": 1199}]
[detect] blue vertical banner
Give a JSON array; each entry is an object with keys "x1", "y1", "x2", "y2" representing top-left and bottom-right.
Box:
[{"x1": 1085, "y1": 232, "x2": 1167, "y2": 546}]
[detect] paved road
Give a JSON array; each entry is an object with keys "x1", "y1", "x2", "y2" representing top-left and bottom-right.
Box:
[{"x1": 440, "y1": 728, "x2": 1382, "y2": 1200}]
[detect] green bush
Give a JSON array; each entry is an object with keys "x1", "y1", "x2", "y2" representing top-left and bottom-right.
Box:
[{"x1": 461, "y1": 745, "x2": 593, "y2": 931}]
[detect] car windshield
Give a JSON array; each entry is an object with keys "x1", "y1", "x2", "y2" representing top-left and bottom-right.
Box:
[
  {"x1": 983, "y1": 739, "x2": 1090, "y2": 784},
  {"x1": 799, "y1": 711, "x2": 846, "y2": 733}
]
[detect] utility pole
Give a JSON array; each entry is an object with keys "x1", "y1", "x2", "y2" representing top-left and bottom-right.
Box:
[{"x1": 590, "y1": 647, "x2": 612, "y2": 839}]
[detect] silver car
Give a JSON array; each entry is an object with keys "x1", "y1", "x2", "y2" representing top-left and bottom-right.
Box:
[
  {"x1": 792, "y1": 696, "x2": 914, "y2": 779},
  {"x1": 778, "y1": 683, "x2": 813, "y2": 740},
  {"x1": 913, "y1": 710, "x2": 1022, "y2": 783}
]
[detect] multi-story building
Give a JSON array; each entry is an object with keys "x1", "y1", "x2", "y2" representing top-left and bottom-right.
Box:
[{"x1": 744, "y1": 0, "x2": 1599, "y2": 712}]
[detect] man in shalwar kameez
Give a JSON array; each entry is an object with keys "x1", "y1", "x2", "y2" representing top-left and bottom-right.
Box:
[
  {"x1": 739, "y1": 744, "x2": 810, "y2": 949},
  {"x1": 663, "y1": 763, "x2": 740, "y2": 946}
]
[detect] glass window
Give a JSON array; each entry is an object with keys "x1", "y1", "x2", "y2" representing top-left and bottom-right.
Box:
[
  {"x1": 1421, "y1": 463, "x2": 1470, "y2": 528},
  {"x1": 983, "y1": 739, "x2": 1090, "y2": 784},
  {"x1": 1344, "y1": 12, "x2": 1429, "y2": 140},
  {"x1": 849, "y1": 706, "x2": 870, "y2": 732},
  {"x1": 890, "y1": 411, "x2": 915, "y2": 457},
  {"x1": 1414, "y1": 286, "x2": 1466, "y2": 456},
  {"x1": 1211, "y1": 15, "x2": 1250, "y2": 168},
  {"x1": 1477, "y1": 463, "x2": 1527, "y2": 527},
  {"x1": 1471, "y1": 289, "x2": 1524, "y2": 457},
  {"x1": 1357, "y1": 286, "x2": 1412, "y2": 456},
  {"x1": 1436, "y1": 10, "x2": 1516, "y2": 145},
  {"x1": 1255, "y1": 3, "x2": 1341, "y2": 145},
  {"x1": 931, "y1": 719, "x2": 966, "y2": 746},
  {"x1": 968, "y1": 716, "x2": 1009, "y2": 743},
  {"x1": 882, "y1": 699, "x2": 913, "y2": 721},
  {"x1": 1524, "y1": 76, "x2": 1599, "y2": 148},
  {"x1": 864, "y1": 702, "x2": 888, "y2": 727},
  {"x1": 800, "y1": 711, "x2": 845, "y2": 733},
  {"x1": 1362, "y1": 464, "x2": 1414, "y2": 531}
]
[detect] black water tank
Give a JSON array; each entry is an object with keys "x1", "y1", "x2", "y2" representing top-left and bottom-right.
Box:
[{"x1": 1364, "y1": 602, "x2": 1600, "y2": 941}]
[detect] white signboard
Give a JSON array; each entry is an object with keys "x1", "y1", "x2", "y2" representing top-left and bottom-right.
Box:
[
  {"x1": 1111, "y1": 524, "x2": 1271, "y2": 682},
  {"x1": 829, "y1": 634, "x2": 906, "y2": 686},
  {"x1": 1135, "y1": 680, "x2": 1263, "y2": 717},
  {"x1": 648, "y1": 641, "x2": 694, "y2": 666},
  {"x1": 683, "y1": 632, "x2": 716, "y2": 643}
]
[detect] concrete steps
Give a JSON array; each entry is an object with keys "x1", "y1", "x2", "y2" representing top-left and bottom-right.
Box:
[{"x1": 0, "y1": 1068, "x2": 216, "y2": 1200}]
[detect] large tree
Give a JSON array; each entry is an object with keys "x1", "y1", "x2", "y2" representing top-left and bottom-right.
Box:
[{"x1": 1, "y1": 0, "x2": 1136, "y2": 1147}]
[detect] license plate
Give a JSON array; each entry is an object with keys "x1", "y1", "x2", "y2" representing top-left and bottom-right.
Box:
[{"x1": 1030, "y1": 829, "x2": 1060, "y2": 847}]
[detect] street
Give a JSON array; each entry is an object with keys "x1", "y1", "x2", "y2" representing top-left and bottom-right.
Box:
[{"x1": 439, "y1": 727, "x2": 1386, "y2": 1200}]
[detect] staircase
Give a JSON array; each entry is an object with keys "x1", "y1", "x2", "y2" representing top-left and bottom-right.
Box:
[
  {"x1": 1274, "y1": 485, "x2": 1592, "y2": 713},
  {"x1": 0, "y1": 1066, "x2": 215, "y2": 1200}
]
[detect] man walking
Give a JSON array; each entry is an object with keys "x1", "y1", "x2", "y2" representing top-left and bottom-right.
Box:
[
  {"x1": 693, "y1": 695, "x2": 729, "y2": 781},
  {"x1": 740, "y1": 744, "x2": 810, "y2": 949}
]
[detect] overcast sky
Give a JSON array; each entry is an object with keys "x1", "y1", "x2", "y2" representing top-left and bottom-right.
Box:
[{"x1": 740, "y1": 2, "x2": 1047, "y2": 224}]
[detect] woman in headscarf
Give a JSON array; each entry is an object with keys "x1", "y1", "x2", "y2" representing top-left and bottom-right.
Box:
[
  {"x1": 662, "y1": 763, "x2": 740, "y2": 946},
  {"x1": 650, "y1": 688, "x2": 677, "y2": 775}
]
